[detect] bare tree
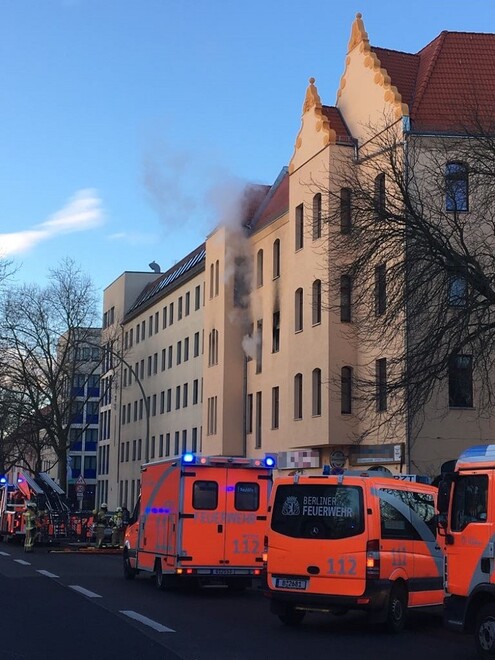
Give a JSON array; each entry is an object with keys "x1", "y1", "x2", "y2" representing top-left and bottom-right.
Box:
[
  {"x1": 0, "y1": 258, "x2": 102, "y2": 489},
  {"x1": 320, "y1": 113, "x2": 495, "y2": 448}
]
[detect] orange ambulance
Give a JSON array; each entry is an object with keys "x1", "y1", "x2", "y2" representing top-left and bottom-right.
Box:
[
  {"x1": 123, "y1": 453, "x2": 275, "y2": 590},
  {"x1": 264, "y1": 470, "x2": 443, "y2": 632}
]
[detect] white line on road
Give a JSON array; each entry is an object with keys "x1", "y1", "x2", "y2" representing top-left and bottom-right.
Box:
[
  {"x1": 0, "y1": 551, "x2": 10, "y2": 556},
  {"x1": 37, "y1": 569, "x2": 59, "y2": 578},
  {"x1": 14, "y1": 559, "x2": 31, "y2": 566},
  {"x1": 120, "y1": 610, "x2": 175, "y2": 633},
  {"x1": 69, "y1": 585, "x2": 102, "y2": 598}
]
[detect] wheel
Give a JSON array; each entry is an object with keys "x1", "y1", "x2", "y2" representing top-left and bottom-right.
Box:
[
  {"x1": 475, "y1": 603, "x2": 495, "y2": 658},
  {"x1": 385, "y1": 583, "x2": 407, "y2": 633},
  {"x1": 155, "y1": 559, "x2": 174, "y2": 591},
  {"x1": 278, "y1": 607, "x2": 306, "y2": 627},
  {"x1": 123, "y1": 549, "x2": 136, "y2": 580}
]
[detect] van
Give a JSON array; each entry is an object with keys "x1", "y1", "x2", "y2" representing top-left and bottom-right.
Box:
[
  {"x1": 124, "y1": 453, "x2": 275, "y2": 590},
  {"x1": 264, "y1": 470, "x2": 443, "y2": 631}
]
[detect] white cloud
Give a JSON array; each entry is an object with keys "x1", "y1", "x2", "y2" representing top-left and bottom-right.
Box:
[{"x1": 0, "y1": 189, "x2": 104, "y2": 257}]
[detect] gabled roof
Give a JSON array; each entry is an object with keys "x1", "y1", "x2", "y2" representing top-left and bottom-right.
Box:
[
  {"x1": 249, "y1": 167, "x2": 289, "y2": 232},
  {"x1": 321, "y1": 106, "x2": 354, "y2": 143},
  {"x1": 372, "y1": 30, "x2": 495, "y2": 132}
]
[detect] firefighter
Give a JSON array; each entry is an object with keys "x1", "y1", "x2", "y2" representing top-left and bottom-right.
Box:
[
  {"x1": 93, "y1": 503, "x2": 108, "y2": 548},
  {"x1": 111, "y1": 507, "x2": 124, "y2": 547},
  {"x1": 23, "y1": 502, "x2": 38, "y2": 553}
]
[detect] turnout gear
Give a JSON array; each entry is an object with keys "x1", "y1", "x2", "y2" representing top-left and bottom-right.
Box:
[
  {"x1": 23, "y1": 502, "x2": 38, "y2": 552},
  {"x1": 111, "y1": 508, "x2": 124, "y2": 547},
  {"x1": 93, "y1": 505, "x2": 108, "y2": 548}
]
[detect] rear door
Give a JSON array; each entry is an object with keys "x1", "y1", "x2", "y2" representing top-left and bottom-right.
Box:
[
  {"x1": 222, "y1": 468, "x2": 269, "y2": 568},
  {"x1": 267, "y1": 482, "x2": 367, "y2": 596}
]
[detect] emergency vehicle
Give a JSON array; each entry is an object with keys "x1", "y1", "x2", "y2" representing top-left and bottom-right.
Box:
[
  {"x1": 0, "y1": 472, "x2": 71, "y2": 543},
  {"x1": 264, "y1": 469, "x2": 443, "y2": 632},
  {"x1": 123, "y1": 453, "x2": 275, "y2": 590},
  {"x1": 437, "y1": 444, "x2": 495, "y2": 658}
]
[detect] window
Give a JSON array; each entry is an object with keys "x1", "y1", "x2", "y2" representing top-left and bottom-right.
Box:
[
  {"x1": 178, "y1": 296, "x2": 183, "y2": 320},
  {"x1": 177, "y1": 341, "x2": 182, "y2": 365},
  {"x1": 246, "y1": 393, "x2": 253, "y2": 434},
  {"x1": 168, "y1": 346, "x2": 173, "y2": 369},
  {"x1": 452, "y1": 475, "x2": 488, "y2": 531},
  {"x1": 166, "y1": 389, "x2": 172, "y2": 412},
  {"x1": 295, "y1": 203, "x2": 304, "y2": 250},
  {"x1": 255, "y1": 320, "x2": 262, "y2": 374},
  {"x1": 272, "y1": 311, "x2": 280, "y2": 353},
  {"x1": 208, "y1": 329, "x2": 219, "y2": 366},
  {"x1": 207, "y1": 396, "x2": 217, "y2": 435},
  {"x1": 193, "y1": 481, "x2": 218, "y2": 510},
  {"x1": 256, "y1": 250, "x2": 263, "y2": 287},
  {"x1": 446, "y1": 162, "x2": 468, "y2": 212},
  {"x1": 161, "y1": 348, "x2": 166, "y2": 371},
  {"x1": 312, "y1": 193, "x2": 322, "y2": 240},
  {"x1": 184, "y1": 337, "x2": 189, "y2": 361},
  {"x1": 175, "y1": 386, "x2": 181, "y2": 410},
  {"x1": 312, "y1": 280, "x2": 321, "y2": 325},
  {"x1": 147, "y1": 355, "x2": 152, "y2": 376},
  {"x1": 162, "y1": 306, "x2": 167, "y2": 329},
  {"x1": 255, "y1": 391, "x2": 262, "y2": 449},
  {"x1": 194, "y1": 331, "x2": 200, "y2": 357},
  {"x1": 271, "y1": 386, "x2": 279, "y2": 429},
  {"x1": 193, "y1": 379, "x2": 199, "y2": 405},
  {"x1": 192, "y1": 427, "x2": 198, "y2": 452},
  {"x1": 376, "y1": 358, "x2": 387, "y2": 412},
  {"x1": 340, "y1": 275, "x2": 352, "y2": 322},
  {"x1": 174, "y1": 431, "x2": 180, "y2": 455},
  {"x1": 183, "y1": 383, "x2": 188, "y2": 407},
  {"x1": 340, "y1": 187, "x2": 352, "y2": 234},
  {"x1": 160, "y1": 391, "x2": 165, "y2": 414},
  {"x1": 374, "y1": 173, "x2": 386, "y2": 221},
  {"x1": 294, "y1": 373, "x2": 303, "y2": 420},
  {"x1": 169, "y1": 302, "x2": 174, "y2": 325},
  {"x1": 209, "y1": 263, "x2": 214, "y2": 298},
  {"x1": 448, "y1": 270, "x2": 468, "y2": 307},
  {"x1": 449, "y1": 354, "x2": 473, "y2": 408},
  {"x1": 341, "y1": 366, "x2": 353, "y2": 414},
  {"x1": 195, "y1": 285, "x2": 201, "y2": 310},
  {"x1": 312, "y1": 368, "x2": 322, "y2": 416},
  {"x1": 159, "y1": 434, "x2": 164, "y2": 457},
  {"x1": 235, "y1": 483, "x2": 260, "y2": 511},
  {"x1": 155, "y1": 311, "x2": 159, "y2": 334},
  {"x1": 215, "y1": 260, "x2": 220, "y2": 296},
  {"x1": 295, "y1": 288, "x2": 303, "y2": 332},
  {"x1": 375, "y1": 263, "x2": 387, "y2": 315},
  {"x1": 165, "y1": 433, "x2": 170, "y2": 456},
  {"x1": 185, "y1": 292, "x2": 190, "y2": 316},
  {"x1": 148, "y1": 315, "x2": 153, "y2": 337},
  {"x1": 273, "y1": 239, "x2": 281, "y2": 278},
  {"x1": 182, "y1": 429, "x2": 187, "y2": 453}
]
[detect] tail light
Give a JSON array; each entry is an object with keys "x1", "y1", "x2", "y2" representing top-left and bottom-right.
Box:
[
  {"x1": 366, "y1": 539, "x2": 380, "y2": 579},
  {"x1": 262, "y1": 535, "x2": 268, "y2": 563}
]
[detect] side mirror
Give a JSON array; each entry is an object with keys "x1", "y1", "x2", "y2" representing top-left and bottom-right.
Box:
[{"x1": 437, "y1": 478, "x2": 453, "y2": 516}]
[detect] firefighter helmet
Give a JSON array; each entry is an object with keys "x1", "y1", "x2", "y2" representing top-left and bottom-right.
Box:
[
  {"x1": 101, "y1": 503, "x2": 108, "y2": 509},
  {"x1": 116, "y1": 507, "x2": 122, "y2": 513}
]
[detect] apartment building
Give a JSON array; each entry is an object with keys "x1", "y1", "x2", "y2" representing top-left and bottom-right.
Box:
[
  {"x1": 99, "y1": 247, "x2": 205, "y2": 510},
  {"x1": 98, "y1": 14, "x2": 495, "y2": 494}
]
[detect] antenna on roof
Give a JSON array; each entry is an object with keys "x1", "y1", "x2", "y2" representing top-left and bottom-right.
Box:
[{"x1": 149, "y1": 261, "x2": 161, "y2": 273}]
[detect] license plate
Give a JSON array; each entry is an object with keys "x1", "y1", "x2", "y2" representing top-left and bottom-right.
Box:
[
  {"x1": 275, "y1": 578, "x2": 308, "y2": 590},
  {"x1": 212, "y1": 569, "x2": 235, "y2": 575}
]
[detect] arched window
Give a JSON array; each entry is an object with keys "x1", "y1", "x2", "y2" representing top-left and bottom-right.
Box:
[
  {"x1": 294, "y1": 373, "x2": 303, "y2": 420},
  {"x1": 256, "y1": 249, "x2": 264, "y2": 287},
  {"x1": 312, "y1": 280, "x2": 321, "y2": 325},
  {"x1": 341, "y1": 366, "x2": 352, "y2": 414},
  {"x1": 273, "y1": 239, "x2": 280, "y2": 279},
  {"x1": 209, "y1": 263, "x2": 214, "y2": 299},
  {"x1": 208, "y1": 329, "x2": 218, "y2": 366},
  {"x1": 340, "y1": 275, "x2": 352, "y2": 322},
  {"x1": 295, "y1": 288, "x2": 303, "y2": 332},
  {"x1": 215, "y1": 260, "x2": 220, "y2": 296},
  {"x1": 312, "y1": 368, "x2": 321, "y2": 416},
  {"x1": 340, "y1": 188, "x2": 351, "y2": 234},
  {"x1": 374, "y1": 173, "x2": 386, "y2": 221},
  {"x1": 312, "y1": 193, "x2": 322, "y2": 240},
  {"x1": 446, "y1": 162, "x2": 469, "y2": 212}
]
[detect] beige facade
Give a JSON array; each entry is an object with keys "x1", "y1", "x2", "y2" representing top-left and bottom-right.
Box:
[{"x1": 98, "y1": 14, "x2": 495, "y2": 498}]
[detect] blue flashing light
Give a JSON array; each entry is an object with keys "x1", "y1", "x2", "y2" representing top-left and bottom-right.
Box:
[
  {"x1": 182, "y1": 452, "x2": 196, "y2": 464},
  {"x1": 264, "y1": 456, "x2": 276, "y2": 468},
  {"x1": 0, "y1": 476, "x2": 7, "y2": 485}
]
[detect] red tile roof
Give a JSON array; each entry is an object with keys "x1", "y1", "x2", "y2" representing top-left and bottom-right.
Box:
[
  {"x1": 372, "y1": 31, "x2": 495, "y2": 132},
  {"x1": 249, "y1": 168, "x2": 289, "y2": 232},
  {"x1": 322, "y1": 106, "x2": 354, "y2": 143}
]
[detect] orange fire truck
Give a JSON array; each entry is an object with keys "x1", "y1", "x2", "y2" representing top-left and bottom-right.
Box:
[
  {"x1": 123, "y1": 453, "x2": 275, "y2": 590},
  {"x1": 437, "y1": 445, "x2": 495, "y2": 658}
]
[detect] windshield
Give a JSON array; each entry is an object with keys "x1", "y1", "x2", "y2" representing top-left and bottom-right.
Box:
[{"x1": 271, "y1": 484, "x2": 364, "y2": 539}]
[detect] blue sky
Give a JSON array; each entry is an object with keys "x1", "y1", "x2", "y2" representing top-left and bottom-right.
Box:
[{"x1": 1, "y1": 0, "x2": 495, "y2": 300}]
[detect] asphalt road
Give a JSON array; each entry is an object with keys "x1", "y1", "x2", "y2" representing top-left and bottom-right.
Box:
[{"x1": 0, "y1": 542, "x2": 477, "y2": 660}]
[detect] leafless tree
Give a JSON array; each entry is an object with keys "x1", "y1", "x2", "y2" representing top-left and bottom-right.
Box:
[
  {"x1": 317, "y1": 113, "x2": 495, "y2": 448},
  {"x1": 0, "y1": 258, "x2": 103, "y2": 489}
]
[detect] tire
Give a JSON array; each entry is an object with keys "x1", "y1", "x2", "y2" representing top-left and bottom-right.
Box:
[
  {"x1": 123, "y1": 549, "x2": 136, "y2": 580},
  {"x1": 155, "y1": 559, "x2": 173, "y2": 591},
  {"x1": 278, "y1": 607, "x2": 306, "y2": 627},
  {"x1": 475, "y1": 602, "x2": 495, "y2": 658},
  {"x1": 385, "y1": 583, "x2": 407, "y2": 633}
]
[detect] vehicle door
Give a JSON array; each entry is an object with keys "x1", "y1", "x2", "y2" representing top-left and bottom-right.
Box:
[{"x1": 267, "y1": 482, "x2": 367, "y2": 597}]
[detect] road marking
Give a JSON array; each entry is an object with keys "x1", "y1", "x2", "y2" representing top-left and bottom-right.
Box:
[
  {"x1": 0, "y1": 551, "x2": 10, "y2": 556},
  {"x1": 69, "y1": 585, "x2": 102, "y2": 598},
  {"x1": 37, "y1": 569, "x2": 59, "y2": 578},
  {"x1": 120, "y1": 610, "x2": 175, "y2": 632},
  {"x1": 14, "y1": 559, "x2": 31, "y2": 566}
]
